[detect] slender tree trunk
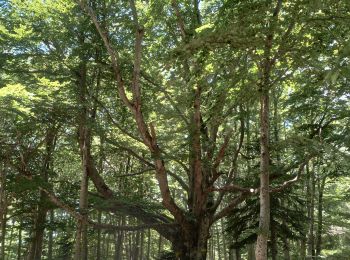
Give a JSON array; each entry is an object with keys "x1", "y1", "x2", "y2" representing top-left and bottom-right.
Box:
[
  {"x1": 255, "y1": 1, "x2": 282, "y2": 257},
  {"x1": 271, "y1": 88, "x2": 282, "y2": 260},
  {"x1": 74, "y1": 124, "x2": 89, "y2": 260},
  {"x1": 0, "y1": 164, "x2": 7, "y2": 260},
  {"x1": 106, "y1": 234, "x2": 110, "y2": 258},
  {"x1": 96, "y1": 211, "x2": 102, "y2": 260},
  {"x1": 0, "y1": 208, "x2": 5, "y2": 260},
  {"x1": 75, "y1": 50, "x2": 89, "y2": 260},
  {"x1": 114, "y1": 217, "x2": 125, "y2": 260},
  {"x1": 221, "y1": 219, "x2": 227, "y2": 260},
  {"x1": 74, "y1": 166, "x2": 88, "y2": 260},
  {"x1": 282, "y1": 234, "x2": 290, "y2": 260},
  {"x1": 133, "y1": 230, "x2": 140, "y2": 260},
  {"x1": 7, "y1": 220, "x2": 14, "y2": 260},
  {"x1": 232, "y1": 247, "x2": 241, "y2": 260},
  {"x1": 255, "y1": 90, "x2": 270, "y2": 260},
  {"x1": 209, "y1": 238, "x2": 214, "y2": 260},
  {"x1": 48, "y1": 210, "x2": 54, "y2": 260},
  {"x1": 301, "y1": 162, "x2": 308, "y2": 260},
  {"x1": 216, "y1": 224, "x2": 222, "y2": 260},
  {"x1": 140, "y1": 230, "x2": 145, "y2": 260},
  {"x1": 301, "y1": 238, "x2": 306, "y2": 260},
  {"x1": 146, "y1": 229, "x2": 151, "y2": 260},
  {"x1": 316, "y1": 176, "x2": 326, "y2": 257},
  {"x1": 127, "y1": 232, "x2": 132, "y2": 259},
  {"x1": 247, "y1": 243, "x2": 255, "y2": 260},
  {"x1": 158, "y1": 234, "x2": 163, "y2": 256},
  {"x1": 96, "y1": 133, "x2": 104, "y2": 260},
  {"x1": 270, "y1": 214, "x2": 277, "y2": 260},
  {"x1": 17, "y1": 221, "x2": 22, "y2": 260},
  {"x1": 307, "y1": 163, "x2": 315, "y2": 258}
]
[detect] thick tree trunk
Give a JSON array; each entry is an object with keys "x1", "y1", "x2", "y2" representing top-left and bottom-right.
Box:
[
  {"x1": 28, "y1": 197, "x2": 48, "y2": 260},
  {"x1": 28, "y1": 127, "x2": 56, "y2": 260},
  {"x1": 172, "y1": 219, "x2": 210, "y2": 260},
  {"x1": 34, "y1": 142, "x2": 55, "y2": 260}
]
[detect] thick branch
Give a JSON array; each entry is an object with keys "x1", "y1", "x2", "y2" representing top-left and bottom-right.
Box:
[{"x1": 79, "y1": 1, "x2": 187, "y2": 225}]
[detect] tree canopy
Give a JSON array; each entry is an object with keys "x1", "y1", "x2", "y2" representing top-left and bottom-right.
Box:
[{"x1": 0, "y1": 0, "x2": 349, "y2": 259}]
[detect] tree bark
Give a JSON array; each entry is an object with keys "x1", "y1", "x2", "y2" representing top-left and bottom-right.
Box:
[
  {"x1": 307, "y1": 163, "x2": 315, "y2": 258},
  {"x1": 255, "y1": 90, "x2": 270, "y2": 260},
  {"x1": 171, "y1": 219, "x2": 211, "y2": 260},
  {"x1": 96, "y1": 211, "x2": 102, "y2": 260},
  {"x1": 247, "y1": 243, "x2": 255, "y2": 260},
  {"x1": 48, "y1": 210, "x2": 54, "y2": 260},
  {"x1": 300, "y1": 238, "x2": 306, "y2": 259},
  {"x1": 316, "y1": 175, "x2": 326, "y2": 257},
  {"x1": 74, "y1": 43, "x2": 89, "y2": 260},
  {"x1": 282, "y1": 235, "x2": 290, "y2": 260},
  {"x1": 17, "y1": 220, "x2": 22, "y2": 260},
  {"x1": 28, "y1": 127, "x2": 56, "y2": 260},
  {"x1": 216, "y1": 224, "x2": 222, "y2": 260},
  {"x1": 133, "y1": 230, "x2": 140, "y2": 260},
  {"x1": 146, "y1": 229, "x2": 151, "y2": 260},
  {"x1": 74, "y1": 166, "x2": 89, "y2": 260},
  {"x1": 114, "y1": 216, "x2": 125, "y2": 260},
  {"x1": 255, "y1": 0, "x2": 282, "y2": 257},
  {"x1": 0, "y1": 164, "x2": 7, "y2": 260},
  {"x1": 140, "y1": 229, "x2": 145, "y2": 260},
  {"x1": 270, "y1": 214, "x2": 277, "y2": 260},
  {"x1": 221, "y1": 219, "x2": 227, "y2": 260},
  {"x1": 28, "y1": 199, "x2": 48, "y2": 260}
]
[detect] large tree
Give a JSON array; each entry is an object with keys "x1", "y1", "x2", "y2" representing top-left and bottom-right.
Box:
[{"x1": 0, "y1": 0, "x2": 349, "y2": 259}]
